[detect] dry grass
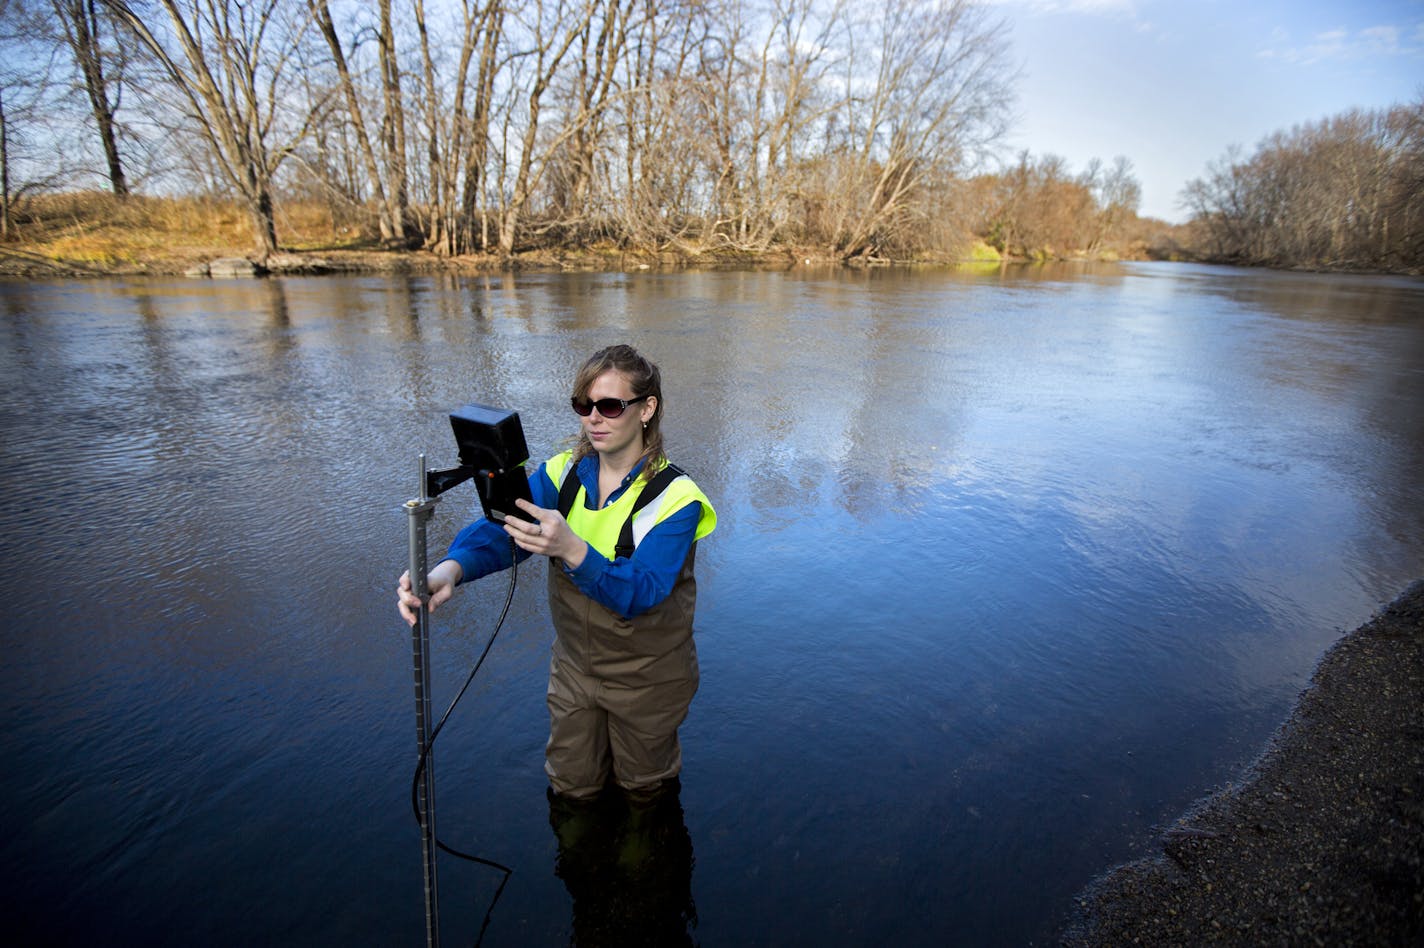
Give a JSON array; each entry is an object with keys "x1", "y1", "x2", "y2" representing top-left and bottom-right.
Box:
[{"x1": 2, "y1": 192, "x2": 361, "y2": 273}]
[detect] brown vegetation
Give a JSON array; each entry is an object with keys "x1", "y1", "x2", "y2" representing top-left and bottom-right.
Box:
[
  {"x1": 0, "y1": 192, "x2": 475, "y2": 275},
  {"x1": 0, "y1": 186, "x2": 1179, "y2": 277},
  {"x1": 1183, "y1": 101, "x2": 1424, "y2": 272},
  {"x1": 964, "y1": 152, "x2": 1167, "y2": 263}
]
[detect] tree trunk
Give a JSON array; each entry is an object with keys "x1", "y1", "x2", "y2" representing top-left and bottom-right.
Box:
[
  {"x1": 0, "y1": 90, "x2": 11, "y2": 240},
  {"x1": 311, "y1": 0, "x2": 399, "y2": 241},
  {"x1": 55, "y1": 0, "x2": 129, "y2": 196},
  {"x1": 100, "y1": 0, "x2": 308, "y2": 260},
  {"x1": 460, "y1": 1, "x2": 503, "y2": 253},
  {"x1": 249, "y1": 178, "x2": 278, "y2": 256},
  {"x1": 497, "y1": 0, "x2": 594, "y2": 258},
  {"x1": 377, "y1": 0, "x2": 410, "y2": 245}
]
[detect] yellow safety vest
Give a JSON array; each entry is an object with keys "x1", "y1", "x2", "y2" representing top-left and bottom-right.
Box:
[{"x1": 548, "y1": 450, "x2": 716, "y2": 561}]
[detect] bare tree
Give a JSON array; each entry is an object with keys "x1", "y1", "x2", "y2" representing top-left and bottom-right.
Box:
[
  {"x1": 1182, "y1": 101, "x2": 1424, "y2": 270},
  {"x1": 966, "y1": 150, "x2": 1142, "y2": 260},
  {"x1": 295, "y1": 0, "x2": 413, "y2": 245},
  {"x1": 458, "y1": 0, "x2": 504, "y2": 252},
  {"x1": 494, "y1": 0, "x2": 593, "y2": 256},
  {"x1": 607, "y1": 0, "x2": 716, "y2": 249},
  {"x1": 1, "y1": 0, "x2": 25, "y2": 237},
  {"x1": 1085, "y1": 155, "x2": 1139, "y2": 252},
  {"x1": 410, "y1": 0, "x2": 512, "y2": 255},
  {"x1": 544, "y1": 0, "x2": 637, "y2": 237},
  {"x1": 375, "y1": 0, "x2": 410, "y2": 243},
  {"x1": 823, "y1": 0, "x2": 1012, "y2": 260},
  {"x1": 308, "y1": 0, "x2": 407, "y2": 243},
  {"x1": 410, "y1": 0, "x2": 450, "y2": 250},
  {"x1": 0, "y1": 86, "x2": 12, "y2": 238},
  {"x1": 686, "y1": 1, "x2": 750, "y2": 244},
  {"x1": 1383, "y1": 98, "x2": 1424, "y2": 265},
  {"x1": 979, "y1": 151, "x2": 1084, "y2": 257},
  {"x1": 102, "y1": 0, "x2": 322, "y2": 257},
  {"x1": 0, "y1": 0, "x2": 64, "y2": 237},
  {"x1": 702, "y1": 0, "x2": 844, "y2": 252},
  {"x1": 52, "y1": 0, "x2": 128, "y2": 195},
  {"x1": 1181, "y1": 146, "x2": 1251, "y2": 261}
]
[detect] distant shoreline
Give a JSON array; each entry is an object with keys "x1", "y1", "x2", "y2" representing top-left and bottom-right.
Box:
[
  {"x1": 4, "y1": 245, "x2": 1417, "y2": 282},
  {"x1": 1063, "y1": 580, "x2": 1424, "y2": 944},
  {"x1": 0, "y1": 245, "x2": 1150, "y2": 280}
]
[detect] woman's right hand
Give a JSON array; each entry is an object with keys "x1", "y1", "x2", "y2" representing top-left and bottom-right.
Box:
[{"x1": 396, "y1": 560, "x2": 463, "y2": 627}]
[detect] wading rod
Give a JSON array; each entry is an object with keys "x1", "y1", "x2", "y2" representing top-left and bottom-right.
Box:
[{"x1": 405, "y1": 453, "x2": 440, "y2": 948}]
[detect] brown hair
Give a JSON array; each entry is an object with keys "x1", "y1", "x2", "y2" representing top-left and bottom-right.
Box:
[{"x1": 570, "y1": 344, "x2": 665, "y2": 481}]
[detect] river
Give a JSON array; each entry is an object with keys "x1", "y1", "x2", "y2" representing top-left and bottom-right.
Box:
[{"x1": 1, "y1": 262, "x2": 1421, "y2": 945}]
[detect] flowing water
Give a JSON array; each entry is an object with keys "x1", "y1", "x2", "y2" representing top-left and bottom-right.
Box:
[{"x1": 2, "y1": 263, "x2": 1421, "y2": 945}]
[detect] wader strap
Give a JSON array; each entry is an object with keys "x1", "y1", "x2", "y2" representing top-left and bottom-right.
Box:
[
  {"x1": 556, "y1": 459, "x2": 583, "y2": 520},
  {"x1": 615, "y1": 463, "x2": 684, "y2": 559}
]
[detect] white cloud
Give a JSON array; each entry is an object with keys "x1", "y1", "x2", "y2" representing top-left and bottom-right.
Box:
[
  {"x1": 1257, "y1": 21, "x2": 1422, "y2": 65},
  {"x1": 1360, "y1": 25, "x2": 1400, "y2": 47}
]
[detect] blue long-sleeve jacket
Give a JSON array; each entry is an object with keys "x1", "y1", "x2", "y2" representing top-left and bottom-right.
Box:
[{"x1": 443, "y1": 454, "x2": 701, "y2": 619}]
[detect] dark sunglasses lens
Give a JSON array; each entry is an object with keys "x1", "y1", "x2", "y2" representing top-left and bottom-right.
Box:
[{"x1": 571, "y1": 397, "x2": 626, "y2": 417}]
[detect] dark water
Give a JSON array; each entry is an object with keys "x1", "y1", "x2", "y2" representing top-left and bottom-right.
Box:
[{"x1": 1, "y1": 263, "x2": 1421, "y2": 945}]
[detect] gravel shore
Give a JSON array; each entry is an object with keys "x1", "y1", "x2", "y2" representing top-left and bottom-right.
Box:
[{"x1": 1063, "y1": 580, "x2": 1424, "y2": 946}]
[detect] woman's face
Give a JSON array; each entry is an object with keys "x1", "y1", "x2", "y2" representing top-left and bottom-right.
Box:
[{"x1": 581, "y1": 369, "x2": 657, "y2": 461}]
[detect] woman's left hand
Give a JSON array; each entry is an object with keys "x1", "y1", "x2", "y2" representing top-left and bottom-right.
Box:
[{"x1": 504, "y1": 499, "x2": 587, "y2": 568}]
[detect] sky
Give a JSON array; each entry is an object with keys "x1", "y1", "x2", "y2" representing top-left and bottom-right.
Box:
[{"x1": 993, "y1": 0, "x2": 1424, "y2": 222}]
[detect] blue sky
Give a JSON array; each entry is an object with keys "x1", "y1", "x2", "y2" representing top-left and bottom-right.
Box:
[{"x1": 992, "y1": 0, "x2": 1424, "y2": 222}]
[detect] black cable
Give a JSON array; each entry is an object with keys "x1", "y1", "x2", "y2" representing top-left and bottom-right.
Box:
[{"x1": 410, "y1": 538, "x2": 519, "y2": 943}]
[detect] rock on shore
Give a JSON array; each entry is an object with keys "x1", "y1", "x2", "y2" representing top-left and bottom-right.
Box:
[{"x1": 1064, "y1": 580, "x2": 1424, "y2": 945}]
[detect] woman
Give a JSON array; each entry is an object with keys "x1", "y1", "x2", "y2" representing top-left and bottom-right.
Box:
[{"x1": 397, "y1": 344, "x2": 716, "y2": 800}]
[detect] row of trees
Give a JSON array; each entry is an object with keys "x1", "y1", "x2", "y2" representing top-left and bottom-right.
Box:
[
  {"x1": 9, "y1": 1, "x2": 1421, "y2": 271},
  {"x1": 966, "y1": 152, "x2": 1142, "y2": 260},
  {"x1": 5, "y1": 0, "x2": 1050, "y2": 260},
  {"x1": 1182, "y1": 101, "x2": 1424, "y2": 271}
]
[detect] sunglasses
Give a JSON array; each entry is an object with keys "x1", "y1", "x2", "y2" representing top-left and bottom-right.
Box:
[{"x1": 571, "y1": 393, "x2": 650, "y2": 419}]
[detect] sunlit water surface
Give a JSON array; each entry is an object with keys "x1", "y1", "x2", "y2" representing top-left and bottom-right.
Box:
[{"x1": 2, "y1": 263, "x2": 1421, "y2": 945}]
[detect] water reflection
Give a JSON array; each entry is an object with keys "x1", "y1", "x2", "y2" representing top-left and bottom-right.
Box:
[{"x1": 548, "y1": 782, "x2": 697, "y2": 947}]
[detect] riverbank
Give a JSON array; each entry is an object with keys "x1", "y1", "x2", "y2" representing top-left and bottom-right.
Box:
[
  {"x1": 0, "y1": 193, "x2": 756, "y2": 277},
  {"x1": 0, "y1": 243, "x2": 1139, "y2": 279},
  {"x1": 1063, "y1": 580, "x2": 1424, "y2": 945},
  {"x1": 0, "y1": 244, "x2": 654, "y2": 279},
  {"x1": 0, "y1": 193, "x2": 1166, "y2": 278}
]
